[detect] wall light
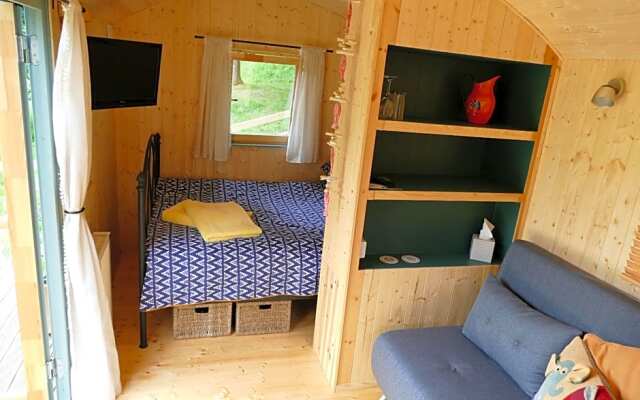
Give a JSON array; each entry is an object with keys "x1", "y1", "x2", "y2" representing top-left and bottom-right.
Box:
[{"x1": 592, "y1": 78, "x2": 625, "y2": 107}]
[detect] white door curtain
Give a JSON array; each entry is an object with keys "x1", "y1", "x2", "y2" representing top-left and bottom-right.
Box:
[
  {"x1": 286, "y1": 46, "x2": 325, "y2": 163},
  {"x1": 52, "y1": 0, "x2": 121, "y2": 399}
]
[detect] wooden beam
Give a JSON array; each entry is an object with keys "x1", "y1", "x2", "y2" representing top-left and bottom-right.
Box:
[{"x1": 337, "y1": 0, "x2": 402, "y2": 385}]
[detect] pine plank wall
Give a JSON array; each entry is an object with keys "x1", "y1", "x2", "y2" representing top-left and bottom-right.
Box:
[
  {"x1": 523, "y1": 58, "x2": 640, "y2": 300},
  {"x1": 56, "y1": 0, "x2": 345, "y2": 255}
]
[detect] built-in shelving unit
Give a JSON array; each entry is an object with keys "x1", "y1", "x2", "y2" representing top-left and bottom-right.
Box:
[{"x1": 358, "y1": 46, "x2": 552, "y2": 270}]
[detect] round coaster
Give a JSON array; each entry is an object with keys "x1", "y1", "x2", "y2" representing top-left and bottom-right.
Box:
[
  {"x1": 379, "y1": 255, "x2": 399, "y2": 265},
  {"x1": 401, "y1": 255, "x2": 421, "y2": 264}
]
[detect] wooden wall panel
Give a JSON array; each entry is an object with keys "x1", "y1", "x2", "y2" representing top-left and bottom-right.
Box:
[
  {"x1": 84, "y1": 109, "x2": 117, "y2": 234},
  {"x1": 332, "y1": 0, "x2": 556, "y2": 385},
  {"x1": 107, "y1": 0, "x2": 345, "y2": 254},
  {"x1": 394, "y1": 0, "x2": 549, "y2": 64},
  {"x1": 349, "y1": 266, "x2": 497, "y2": 383},
  {"x1": 313, "y1": 0, "x2": 385, "y2": 388},
  {"x1": 523, "y1": 58, "x2": 640, "y2": 300}
]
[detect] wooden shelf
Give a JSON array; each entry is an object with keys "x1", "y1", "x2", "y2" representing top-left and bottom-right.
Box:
[
  {"x1": 368, "y1": 190, "x2": 522, "y2": 202},
  {"x1": 368, "y1": 174, "x2": 525, "y2": 200},
  {"x1": 360, "y1": 253, "x2": 500, "y2": 270},
  {"x1": 376, "y1": 119, "x2": 536, "y2": 141}
]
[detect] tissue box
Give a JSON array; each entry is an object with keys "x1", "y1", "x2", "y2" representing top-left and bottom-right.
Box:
[{"x1": 469, "y1": 234, "x2": 495, "y2": 263}]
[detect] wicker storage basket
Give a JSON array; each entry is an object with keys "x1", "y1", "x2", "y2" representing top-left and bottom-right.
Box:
[
  {"x1": 235, "y1": 300, "x2": 292, "y2": 335},
  {"x1": 173, "y1": 302, "x2": 232, "y2": 339}
]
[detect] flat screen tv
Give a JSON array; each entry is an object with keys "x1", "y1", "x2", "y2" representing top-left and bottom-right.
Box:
[{"x1": 87, "y1": 37, "x2": 162, "y2": 110}]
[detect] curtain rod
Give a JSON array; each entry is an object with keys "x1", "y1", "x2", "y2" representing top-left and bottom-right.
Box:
[{"x1": 193, "y1": 36, "x2": 334, "y2": 54}]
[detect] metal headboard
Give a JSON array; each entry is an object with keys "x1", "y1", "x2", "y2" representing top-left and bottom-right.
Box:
[{"x1": 136, "y1": 133, "x2": 160, "y2": 348}]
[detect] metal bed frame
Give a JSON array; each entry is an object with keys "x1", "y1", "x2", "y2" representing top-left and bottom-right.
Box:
[{"x1": 137, "y1": 133, "x2": 161, "y2": 348}]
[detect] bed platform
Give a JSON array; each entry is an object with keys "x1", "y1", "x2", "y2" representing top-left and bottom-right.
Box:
[{"x1": 137, "y1": 134, "x2": 325, "y2": 348}]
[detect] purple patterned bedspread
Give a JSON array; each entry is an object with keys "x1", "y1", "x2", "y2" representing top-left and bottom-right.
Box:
[{"x1": 140, "y1": 178, "x2": 325, "y2": 311}]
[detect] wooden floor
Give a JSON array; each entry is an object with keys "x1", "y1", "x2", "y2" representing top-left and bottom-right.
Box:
[
  {"x1": 0, "y1": 228, "x2": 26, "y2": 397},
  {"x1": 114, "y1": 255, "x2": 382, "y2": 400}
]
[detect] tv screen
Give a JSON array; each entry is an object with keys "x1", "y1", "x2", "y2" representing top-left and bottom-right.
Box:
[{"x1": 87, "y1": 37, "x2": 162, "y2": 110}]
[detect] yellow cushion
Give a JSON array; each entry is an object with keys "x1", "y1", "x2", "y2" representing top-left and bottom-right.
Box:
[
  {"x1": 584, "y1": 333, "x2": 640, "y2": 400},
  {"x1": 183, "y1": 200, "x2": 262, "y2": 243},
  {"x1": 162, "y1": 200, "x2": 196, "y2": 227},
  {"x1": 162, "y1": 200, "x2": 254, "y2": 228}
]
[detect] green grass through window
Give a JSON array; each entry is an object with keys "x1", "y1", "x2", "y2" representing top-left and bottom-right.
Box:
[{"x1": 231, "y1": 61, "x2": 296, "y2": 136}]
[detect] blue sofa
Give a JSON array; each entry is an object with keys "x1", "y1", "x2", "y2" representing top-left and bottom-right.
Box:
[{"x1": 372, "y1": 240, "x2": 640, "y2": 400}]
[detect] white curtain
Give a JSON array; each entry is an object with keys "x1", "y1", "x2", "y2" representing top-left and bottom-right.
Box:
[
  {"x1": 286, "y1": 46, "x2": 325, "y2": 163},
  {"x1": 52, "y1": 1, "x2": 121, "y2": 399},
  {"x1": 194, "y1": 36, "x2": 232, "y2": 161}
]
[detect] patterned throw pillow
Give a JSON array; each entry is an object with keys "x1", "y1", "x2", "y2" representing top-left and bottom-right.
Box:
[{"x1": 533, "y1": 337, "x2": 613, "y2": 400}]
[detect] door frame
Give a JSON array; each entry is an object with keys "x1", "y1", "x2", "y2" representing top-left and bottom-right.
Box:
[{"x1": 2, "y1": 0, "x2": 72, "y2": 398}]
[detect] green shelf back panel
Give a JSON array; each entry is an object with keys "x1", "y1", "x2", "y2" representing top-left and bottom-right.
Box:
[
  {"x1": 372, "y1": 132, "x2": 534, "y2": 193},
  {"x1": 373, "y1": 132, "x2": 486, "y2": 176},
  {"x1": 483, "y1": 138, "x2": 534, "y2": 194},
  {"x1": 384, "y1": 46, "x2": 551, "y2": 131},
  {"x1": 362, "y1": 201, "x2": 521, "y2": 270},
  {"x1": 491, "y1": 202, "x2": 521, "y2": 260}
]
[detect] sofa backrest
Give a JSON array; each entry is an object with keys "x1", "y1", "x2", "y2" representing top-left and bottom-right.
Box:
[{"x1": 498, "y1": 240, "x2": 640, "y2": 347}]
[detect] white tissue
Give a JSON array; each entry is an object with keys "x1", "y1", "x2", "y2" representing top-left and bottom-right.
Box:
[{"x1": 478, "y1": 218, "x2": 495, "y2": 240}]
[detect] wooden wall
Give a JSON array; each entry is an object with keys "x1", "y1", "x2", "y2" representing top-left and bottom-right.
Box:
[
  {"x1": 105, "y1": 0, "x2": 345, "y2": 254},
  {"x1": 313, "y1": 0, "x2": 381, "y2": 387},
  {"x1": 85, "y1": 18, "x2": 118, "y2": 236},
  {"x1": 315, "y1": 0, "x2": 556, "y2": 386},
  {"x1": 394, "y1": 0, "x2": 549, "y2": 63},
  {"x1": 347, "y1": 266, "x2": 497, "y2": 382},
  {"x1": 523, "y1": 58, "x2": 640, "y2": 300}
]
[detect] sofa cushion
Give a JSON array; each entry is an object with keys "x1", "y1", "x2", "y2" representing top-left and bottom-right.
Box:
[
  {"x1": 499, "y1": 241, "x2": 640, "y2": 347},
  {"x1": 372, "y1": 327, "x2": 529, "y2": 400},
  {"x1": 584, "y1": 333, "x2": 640, "y2": 400},
  {"x1": 463, "y1": 276, "x2": 581, "y2": 396}
]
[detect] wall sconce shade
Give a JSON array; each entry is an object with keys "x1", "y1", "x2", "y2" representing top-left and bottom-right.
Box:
[{"x1": 592, "y1": 78, "x2": 625, "y2": 107}]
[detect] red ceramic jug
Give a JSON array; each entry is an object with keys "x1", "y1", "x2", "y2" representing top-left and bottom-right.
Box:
[{"x1": 465, "y1": 75, "x2": 500, "y2": 125}]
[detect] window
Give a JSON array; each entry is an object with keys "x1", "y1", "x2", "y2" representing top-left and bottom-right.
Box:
[{"x1": 230, "y1": 58, "x2": 297, "y2": 145}]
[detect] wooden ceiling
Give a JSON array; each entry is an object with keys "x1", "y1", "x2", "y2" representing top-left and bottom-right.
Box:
[
  {"x1": 79, "y1": 0, "x2": 640, "y2": 59},
  {"x1": 80, "y1": 0, "x2": 347, "y2": 24},
  {"x1": 505, "y1": 0, "x2": 640, "y2": 59}
]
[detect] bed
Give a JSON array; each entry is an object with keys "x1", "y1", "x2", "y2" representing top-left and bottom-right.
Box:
[{"x1": 137, "y1": 134, "x2": 325, "y2": 347}]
